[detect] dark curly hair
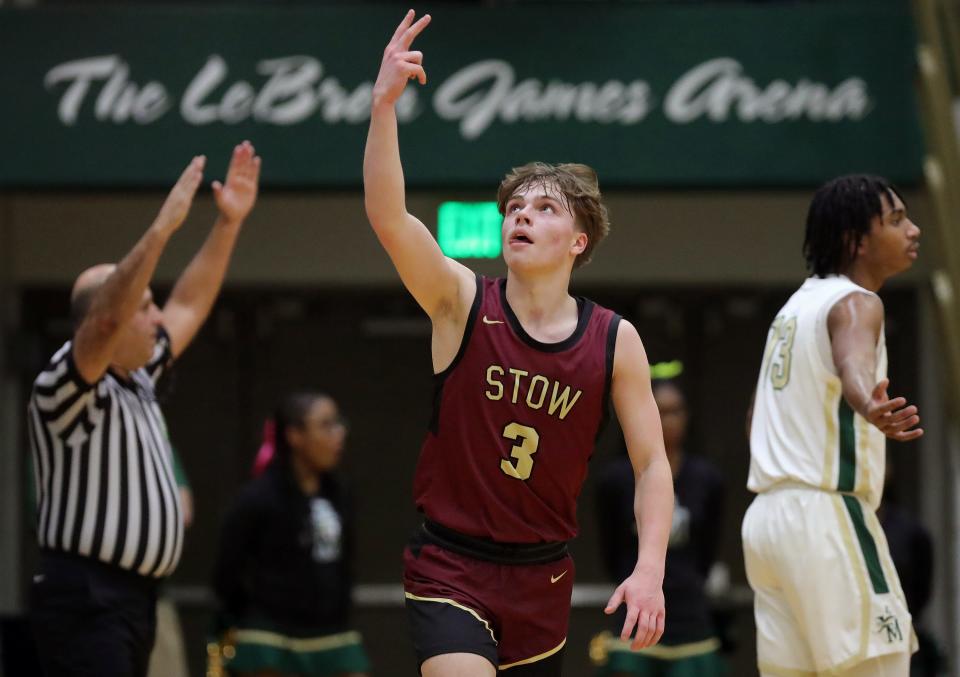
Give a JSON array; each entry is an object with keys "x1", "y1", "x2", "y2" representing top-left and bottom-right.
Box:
[{"x1": 803, "y1": 174, "x2": 903, "y2": 277}]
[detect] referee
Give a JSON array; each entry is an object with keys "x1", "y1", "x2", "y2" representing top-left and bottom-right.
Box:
[{"x1": 27, "y1": 142, "x2": 260, "y2": 677}]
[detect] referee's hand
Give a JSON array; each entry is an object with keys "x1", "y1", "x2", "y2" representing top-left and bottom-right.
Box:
[
  {"x1": 604, "y1": 568, "x2": 665, "y2": 650},
  {"x1": 153, "y1": 155, "x2": 205, "y2": 236}
]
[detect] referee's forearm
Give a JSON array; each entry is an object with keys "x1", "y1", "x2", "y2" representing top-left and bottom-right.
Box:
[
  {"x1": 168, "y1": 218, "x2": 240, "y2": 312},
  {"x1": 161, "y1": 218, "x2": 242, "y2": 356}
]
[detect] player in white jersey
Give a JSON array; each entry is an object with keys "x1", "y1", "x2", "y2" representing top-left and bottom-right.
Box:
[{"x1": 742, "y1": 175, "x2": 923, "y2": 677}]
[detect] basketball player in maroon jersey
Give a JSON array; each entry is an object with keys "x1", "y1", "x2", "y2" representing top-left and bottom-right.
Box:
[{"x1": 363, "y1": 11, "x2": 674, "y2": 677}]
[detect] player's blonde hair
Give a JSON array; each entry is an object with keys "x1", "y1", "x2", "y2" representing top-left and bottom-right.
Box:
[{"x1": 496, "y1": 162, "x2": 610, "y2": 268}]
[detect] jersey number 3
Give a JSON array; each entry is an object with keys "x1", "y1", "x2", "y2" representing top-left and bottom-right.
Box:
[
  {"x1": 764, "y1": 315, "x2": 797, "y2": 389},
  {"x1": 500, "y1": 423, "x2": 540, "y2": 481}
]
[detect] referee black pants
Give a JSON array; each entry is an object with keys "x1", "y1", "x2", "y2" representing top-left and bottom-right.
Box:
[{"x1": 30, "y1": 552, "x2": 159, "y2": 677}]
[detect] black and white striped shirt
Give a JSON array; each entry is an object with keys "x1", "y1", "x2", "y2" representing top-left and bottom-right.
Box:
[{"x1": 28, "y1": 327, "x2": 183, "y2": 578}]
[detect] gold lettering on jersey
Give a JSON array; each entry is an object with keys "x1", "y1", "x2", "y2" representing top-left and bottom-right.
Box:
[
  {"x1": 485, "y1": 365, "x2": 504, "y2": 401},
  {"x1": 548, "y1": 382, "x2": 581, "y2": 419},
  {"x1": 483, "y1": 364, "x2": 582, "y2": 420},
  {"x1": 508, "y1": 368, "x2": 529, "y2": 403},
  {"x1": 526, "y1": 375, "x2": 550, "y2": 409}
]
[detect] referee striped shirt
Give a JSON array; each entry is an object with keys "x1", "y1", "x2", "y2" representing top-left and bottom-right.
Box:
[{"x1": 27, "y1": 327, "x2": 183, "y2": 578}]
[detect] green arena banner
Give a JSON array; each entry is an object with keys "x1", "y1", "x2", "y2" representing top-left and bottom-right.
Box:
[{"x1": 0, "y1": 3, "x2": 923, "y2": 187}]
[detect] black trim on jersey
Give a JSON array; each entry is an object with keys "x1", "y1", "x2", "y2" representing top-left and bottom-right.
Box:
[
  {"x1": 498, "y1": 278, "x2": 594, "y2": 353},
  {"x1": 595, "y1": 313, "x2": 621, "y2": 442},
  {"x1": 428, "y1": 274, "x2": 484, "y2": 435},
  {"x1": 605, "y1": 314, "x2": 621, "y2": 386},
  {"x1": 420, "y1": 520, "x2": 567, "y2": 565}
]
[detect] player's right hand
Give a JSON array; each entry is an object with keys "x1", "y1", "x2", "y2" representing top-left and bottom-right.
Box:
[
  {"x1": 372, "y1": 10, "x2": 431, "y2": 108},
  {"x1": 154, "y1": 156, "x2": 205, "y2": 236},
  {"x1": 865, "y1": 378, "x2": 923, "y2": 442}
]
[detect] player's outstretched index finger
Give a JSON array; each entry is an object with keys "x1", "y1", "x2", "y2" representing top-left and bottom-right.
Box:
[
  {"x1": 400, "y1": 12, "x2": 431, "y2": 50},
  {"x1": 389, "y1": 9, "x2": 416, "y2": 45}
]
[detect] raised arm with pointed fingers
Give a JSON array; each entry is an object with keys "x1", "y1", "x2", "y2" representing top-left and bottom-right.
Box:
[{"x1": 363, "y1": 11, "x2": 475, "y2": 323}]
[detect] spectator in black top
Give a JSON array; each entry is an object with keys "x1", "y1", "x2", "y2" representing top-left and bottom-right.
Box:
[
  {"x1": 592, "y1": 378, "x2": 728, "y2": 677},
  {"x1": 213, "y1": 392, "x2": 371, "y2": 677},
  {"x1": 28, "y1": 143, "x2": 260, "y2": 677}
]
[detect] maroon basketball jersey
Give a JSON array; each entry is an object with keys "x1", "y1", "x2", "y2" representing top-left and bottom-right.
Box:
[{"x1": 413, "y1": 276, "x2": 620, "y2": 543}]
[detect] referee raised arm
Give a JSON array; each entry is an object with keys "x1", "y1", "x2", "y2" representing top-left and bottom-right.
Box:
[{"x1": 27, "y1": 142, "x2": 261, "y2": 677}]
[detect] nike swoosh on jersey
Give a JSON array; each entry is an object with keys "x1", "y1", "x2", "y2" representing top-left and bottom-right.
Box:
[
  {"x1": 482, "y1": 315, "x2": 504, "y2": 325},
  {"x1": 550, "y1": 571, "x2": 568, "y2": 584}
]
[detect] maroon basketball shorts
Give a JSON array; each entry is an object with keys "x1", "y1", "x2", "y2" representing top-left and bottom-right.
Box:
[{"x1": 403, "y1": 520, "x2": 574, "y2": 674}]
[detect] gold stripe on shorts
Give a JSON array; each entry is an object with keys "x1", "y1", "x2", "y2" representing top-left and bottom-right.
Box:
[
  {"x1": 404, "y1": 592, "x2": 498, "y2": 645},
  {"x1": 499, "y1": 638, "x2": 566, "y2": 670}
]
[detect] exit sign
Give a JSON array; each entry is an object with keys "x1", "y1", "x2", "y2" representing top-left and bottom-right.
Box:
[{"x1": 437, "y1": 202, "x2": 502, "y2": 259}]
